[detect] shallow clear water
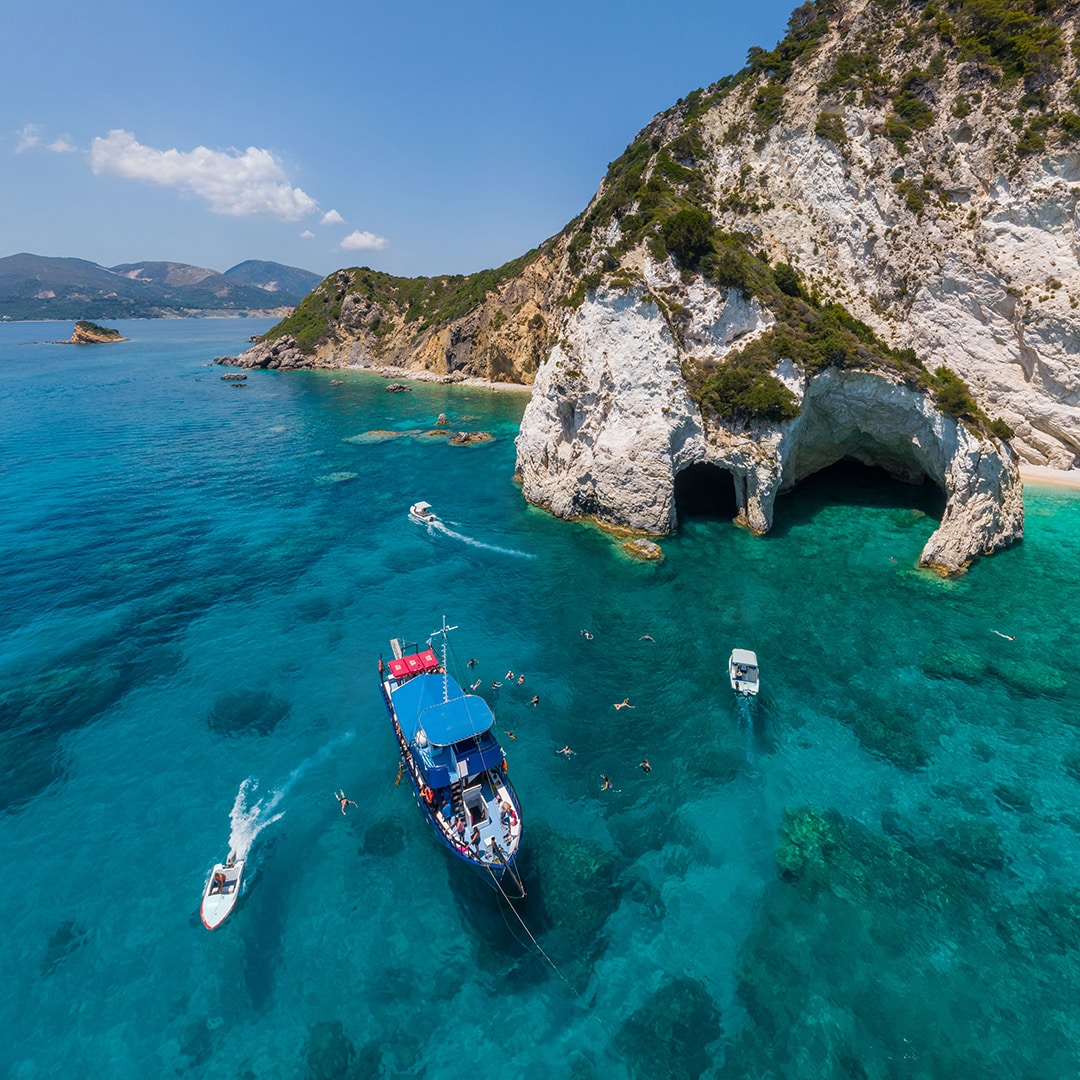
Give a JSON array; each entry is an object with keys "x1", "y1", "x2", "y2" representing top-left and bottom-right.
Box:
[{"x1": 2, "y1": 319, "x2": 1079, "y2": 1078}]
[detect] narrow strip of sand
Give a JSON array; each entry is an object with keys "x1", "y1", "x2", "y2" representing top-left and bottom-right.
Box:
[{"x1": 1019, "y1": 464, "x2": 1080, "y2": 490}]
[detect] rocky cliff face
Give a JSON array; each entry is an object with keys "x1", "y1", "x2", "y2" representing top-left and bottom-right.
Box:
[
  {"x1": 69, "y1": 320, "x2": 125, "y2": 344},
  {"x1": 515, "y1": 276, "x2": 1023, "y2": 573},
  {"x1": 235, "y1": 0, "x2": 1080, "y2": 568}
]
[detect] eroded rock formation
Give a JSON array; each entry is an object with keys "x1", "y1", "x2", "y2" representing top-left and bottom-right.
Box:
[{"x1": 516, "y1": 281, "x2": 1022, "y2": 573}]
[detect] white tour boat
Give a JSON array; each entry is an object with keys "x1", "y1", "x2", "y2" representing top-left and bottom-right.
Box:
[
  {"x1": 729, "y1": 648, "x2": 760, "y2": 696},
  {"x1": 409, "y1": 501, "x2": 437, "y2": 525}
]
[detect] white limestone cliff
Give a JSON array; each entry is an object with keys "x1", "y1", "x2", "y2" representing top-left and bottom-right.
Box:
[{"x1": 516, "y1": 282, "x2": 1023, "y2": 574}]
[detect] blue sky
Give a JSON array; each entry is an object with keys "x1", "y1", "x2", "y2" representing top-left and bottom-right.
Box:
[{"x1": 4, "y1": 0, "x2": 799, "y2": 279}]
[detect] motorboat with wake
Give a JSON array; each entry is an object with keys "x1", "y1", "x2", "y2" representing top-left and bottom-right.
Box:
[
  {"x1": 379, "y1": 617, "x2": 524, "y2": 897},
  {"x1": 729, "y1": 648, "x2": 760, "y2": 696},
  {"x1": 409, "y1": 501, "x2": 437, "y2": 525},
  {"x1": 200, "y1": 851, "x2": 245, "y2": 930}
]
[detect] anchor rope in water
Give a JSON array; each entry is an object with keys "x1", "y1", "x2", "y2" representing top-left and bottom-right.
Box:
[{"x1": 489, "y1": 867, "x2": 581, "y2": 1001}]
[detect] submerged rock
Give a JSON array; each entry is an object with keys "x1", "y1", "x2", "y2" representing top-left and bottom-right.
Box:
[
  {"x1": 614, "y1": 976, "x2": 722, "y2": 1080},
  {"x1": 207, "y1": 689, "x2": 291, "y2": 737},
  {"x1": 527, "y1": 824, "x2": 620, "y2": 976},
  {"x1": 359, "y1": 818, "x2": 405, "y2": 858},
  {"x1": 302, "y1": 1020, "x2": 356, "y2": 1080},
  {"x1": 41, "y1": 919, "x2": 92, "y2": 976},
  {"x1": 621, "y1": 538, "x2": 663, "y2": 561},
  {"x1": 315, "y1": 471, "x2": 358, "y2": 485},
  {"x1": 448, "y1": 430, "x2": 494, "y2": 444}
]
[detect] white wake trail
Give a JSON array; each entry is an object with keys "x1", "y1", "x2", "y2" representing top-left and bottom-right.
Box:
[
  {"x1": 429, "y1": 519, "x2": 535, "y2": 559},
  {"x1": 736, "y1": 694, "x2": 758, "y2": 771},
  {"x1": 225, "y1": 731, "x2": 356, "y2": 862}
]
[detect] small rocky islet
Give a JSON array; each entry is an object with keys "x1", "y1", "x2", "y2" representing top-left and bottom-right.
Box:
[{"x1": 66, "y1": 320, "x2": 126, "y2": 344}]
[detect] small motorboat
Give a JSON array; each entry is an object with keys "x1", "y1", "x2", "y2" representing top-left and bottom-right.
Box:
[
  {"x1": 200, "y1": 851, "x2": 244, "y2": 930},
  {"x1": 409, "y1": 500, "x2": 437, "y2": 525},
  {"x1": 729, "y1": 648, "x2": 760, "y2": 696}
]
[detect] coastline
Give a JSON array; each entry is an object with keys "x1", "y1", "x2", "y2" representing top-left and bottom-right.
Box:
[
  {"x1": 311, "y1": 363, "x2": 533, "y2": 395},
  {"x1": 1019, "y1": 463, "x2": 1080, "y2": 490}
]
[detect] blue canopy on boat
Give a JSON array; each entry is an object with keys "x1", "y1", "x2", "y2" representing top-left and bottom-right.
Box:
[{"x1": 390, "y1": 672, "x2": 495, "y2": 746}]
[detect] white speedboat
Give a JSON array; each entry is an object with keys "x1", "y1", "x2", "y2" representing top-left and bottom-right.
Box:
[
  {"x1": 200, "y1": 852, "x2": 244, "y2": 930},
  {"x1": 409, "y1": 500, "x2": 437, "y2": 525},
  {"x1": 729, "y1": 648, "x2": 760, "y2": 696}
]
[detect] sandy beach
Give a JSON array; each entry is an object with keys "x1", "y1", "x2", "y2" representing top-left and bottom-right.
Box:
[{"x1": 1019, "y1": 464, "x2": 1080, "y2": 490}]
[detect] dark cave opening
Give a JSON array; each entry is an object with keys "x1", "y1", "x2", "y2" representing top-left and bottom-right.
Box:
[
  {"x1": 775, "y1": 458, "x2": 946, "y2": 532},
  {"x1": 673, "y1": 462, "x2": 738, "y2": 523}
]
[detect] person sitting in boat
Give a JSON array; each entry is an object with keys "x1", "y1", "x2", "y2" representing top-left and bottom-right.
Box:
[
  {"x1": 500, "y1": 801, "x2": 517, "y2": 842},
  {"x1": 211, "y1": 871, "x2": 226, "y2": 895},
  {"x1": 421, "y1": 785, "x2": 435, "y2": 807}
]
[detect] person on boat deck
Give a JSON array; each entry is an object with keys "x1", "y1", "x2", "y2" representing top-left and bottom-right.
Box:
[
  {"x1": 470, "y1": 826, "x2": 482, "y2": 851},
  {"x1": 440, "y1": 792, "x2": 453, "y2": 819},
  {"x1": 421, "y1": 785, "x2": 435, "y2": 807},
  {"x1": 211, "y1": 871, "x2": 226, "y2": 894},
  {"x1": 454, "y1": 816, "x2": 466, "y2": 840},
  {"x1": 500, "y1": 801, "x2": 517, "y2": 841}
]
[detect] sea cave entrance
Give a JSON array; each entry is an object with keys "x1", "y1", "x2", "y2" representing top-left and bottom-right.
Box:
[
  {"x1": 774, "y1": 458, "x2": 946, "y2": 534},
  {"x1": 673, "y1": 462, "x2": 738, "y2": 524}
]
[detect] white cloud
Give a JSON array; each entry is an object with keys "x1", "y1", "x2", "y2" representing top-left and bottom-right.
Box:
[
  {"x1": 89, "y1": 129, "x2": 318, "y2": 221},
  {"x1": 15, "y1": 124, "x2": 42, "y2": 153},
  {"x1": 299, "y1": 229, "x2": 315, "y2": 239},
  {"x1": 48, "y1": 135, "x2": 78, "y2": 153},
  {"x1": 320, "y1": 209, "x2": 344, "y2": 226},
  {"x1": 340, "y1": 229, "x2": 388, "y2": 251}
]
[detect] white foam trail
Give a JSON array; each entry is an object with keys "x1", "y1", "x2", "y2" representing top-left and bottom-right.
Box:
[
  {"x1": 225, "y1": 731, "x2": 356, "y2": 862},
  {"x1": 429, "y1": 519, "x2": 536, "y2": 559}
]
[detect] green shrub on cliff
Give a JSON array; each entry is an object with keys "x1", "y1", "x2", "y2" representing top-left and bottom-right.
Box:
[
  {"x1": 687, "y1": 360, "x2": 800, "y2": 423},
  {"x1": 661, "y1": 207, "x2": 713, "y2": 267}
]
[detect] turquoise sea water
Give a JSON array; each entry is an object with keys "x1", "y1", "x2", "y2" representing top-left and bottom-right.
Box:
[{"x1": 3, "y1": 319, "x2": 1080, "y2": 1078}]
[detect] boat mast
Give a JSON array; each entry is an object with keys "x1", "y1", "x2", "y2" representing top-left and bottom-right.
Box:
[{"x1": 431, "y1": 615, "x2": 458, "y2": 702}]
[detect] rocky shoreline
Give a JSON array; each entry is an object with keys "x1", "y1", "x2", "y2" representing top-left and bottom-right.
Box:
[{"x1": 214, "y1": 348, "x2": 530, "y2": 393}]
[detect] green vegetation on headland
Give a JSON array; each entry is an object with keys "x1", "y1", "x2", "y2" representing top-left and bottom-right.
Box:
[{"x1": 261, "y1": 248, "x2": 545, "y2": 355}]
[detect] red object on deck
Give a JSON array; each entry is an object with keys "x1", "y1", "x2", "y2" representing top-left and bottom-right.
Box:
[{"x1": 388, "y1": 649, "x2": 440, "y2": 678}]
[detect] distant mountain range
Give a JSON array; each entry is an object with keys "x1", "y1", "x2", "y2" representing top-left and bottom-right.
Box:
[{"x1": 0, "y1": 254, "x2": 323, "y2": 320}]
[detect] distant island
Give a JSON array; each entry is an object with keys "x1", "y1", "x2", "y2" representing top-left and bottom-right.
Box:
[
  {"x1": 0, "y1": 254, "x2": 322, "y2": 321},
  {"x1": 69, "y1": 320, "x2": 125, "y2": 344}
]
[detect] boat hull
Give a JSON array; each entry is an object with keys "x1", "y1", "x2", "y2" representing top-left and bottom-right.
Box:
[
  {"x1": 200, "y1": 859, "x2": 245, "y2": 930},
  {"x1": 729, "y1": 648, "x2": 760, "y2": 696},
  {"x1": 379, "y1": 656, "x2": 523, "y2": 895}
]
